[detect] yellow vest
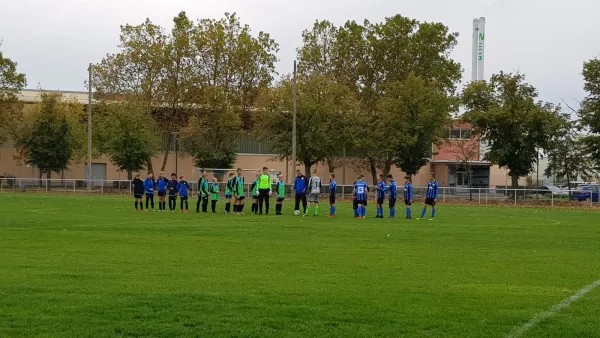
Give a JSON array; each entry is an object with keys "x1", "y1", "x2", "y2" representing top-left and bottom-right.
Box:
[{"x1": 259, "y1": 174, "x2": 271, "y2": 189}]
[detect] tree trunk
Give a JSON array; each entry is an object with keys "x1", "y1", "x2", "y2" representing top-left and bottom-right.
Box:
[
  {"x1": 160, "y1": 136, "x2": 171, "y2": 172},
  {"x1": 146, "y1": 157, "x2": 154, "y2": 173},
  {"x1": 46, "y1": 171, "x2": 51, "y2": 191},
  {"x1": 326, "y1": 158, "x2": 336, "y2": 174},
  {"x1": 383, "y1": 159, "x2": 392, "y2": 178},
  {"x1": 368, "y1": 157, "x2": 377, "y2": 185},
  {"x1": 127, "y1": 169, "x2": 133, "y2": 181},
  {"x1": 304, "y1": 163, "x2": 311, "y2": 177}
]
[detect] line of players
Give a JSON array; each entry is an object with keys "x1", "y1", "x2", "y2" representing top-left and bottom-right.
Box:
[{"x1": 130, "y1": 167, "x2": 439, "y2": 220}]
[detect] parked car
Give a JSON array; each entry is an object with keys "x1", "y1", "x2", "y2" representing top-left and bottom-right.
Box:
[
  {"x1": 571, "y1": 185, "x2": 600, "y2": 202},
  {"x1": 539, "y1": 185, "x2": 569, "y2": 196}
]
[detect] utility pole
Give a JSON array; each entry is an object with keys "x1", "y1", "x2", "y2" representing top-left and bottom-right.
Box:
[
  {"x1": 87, "y1": 63, "x2": 93, "y2": 191},
  {"x1": 292, "y1": 60, "x2": 297, "y2": 178},
  {"x1": 171, "y1": 132, "x2": 179, "y2": 174}
]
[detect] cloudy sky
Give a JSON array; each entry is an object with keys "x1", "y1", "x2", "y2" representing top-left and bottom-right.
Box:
[{"x1": 1, "y1": 0, "x2": 599, "y2": 106}]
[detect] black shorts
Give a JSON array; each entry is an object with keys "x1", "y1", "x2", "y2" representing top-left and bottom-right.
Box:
[
  {"x1": 225, "y1": 194, "x2": 232, "y2": 199},
  {"x1": 134, "y1": 193, "x2": 143, "y2": 199},
  {"x1": 425, "y1": 198, "x2": 436, "y2": 206},
  {"x1": 180, "y1": 196, "x2": 188, "y2": 201},
  {"x1": 357, "y1": 199, "x2": 367, "y2": 205},
  {"x1": 330, "y1": 195, "x2": 336, "y2": 205},
  {"x1": 169, "y1": 195, "x2": 177, "y2": 200},
  {"x1": 377, "y1": 198, "x2": 384, "y2": 205},
  {"x1": 236, "y1": 196, "x2": 246, "y2": 201},
  {"x1": 404, "y1": 199, "x2": 411, "y2": 206},
  {"x1": 158, "y1": 191, "x2": 166, "y2": 197},
  {"x1": 389, "y1": 199, "x2": 396, "y2": 208},
  {"x1": 276, "y1": 197, "x2": 285, "y2": 202}
]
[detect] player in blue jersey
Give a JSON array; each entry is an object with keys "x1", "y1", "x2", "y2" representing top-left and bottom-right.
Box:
[
  {"x1": 419, "y1": 173, "x2": 439, "y2": 220},
  {"x1": 403, "y1": 175, "x2": 413, "y2": 219},
  {"x1": 385, "y1": 174, "x2": 398, "y2": 219},
  {"x1": 375, "y1": 174, "x2": 386, "y2": 218},
  {"x1": 328, "y1": 173, "x2": 337, "y2": 217},
  {"x1": 353, "y1": 175, "x2": 369, "y2": 219}
]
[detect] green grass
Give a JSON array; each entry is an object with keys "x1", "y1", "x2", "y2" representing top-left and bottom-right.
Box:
[{"x1": 1, "y1": 194, "x2": 599, "y2": 337}]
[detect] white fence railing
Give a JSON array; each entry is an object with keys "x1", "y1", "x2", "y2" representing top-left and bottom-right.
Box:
[{"x1": 0, "y1": 178, "x2": 598, "y2": 207}]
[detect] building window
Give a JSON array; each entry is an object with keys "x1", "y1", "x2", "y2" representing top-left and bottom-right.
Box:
[{"x1": 448, "y1": 129, "x2": 472, "y2": 140}]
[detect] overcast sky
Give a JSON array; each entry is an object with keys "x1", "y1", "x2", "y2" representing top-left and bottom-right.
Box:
[{"x1": 1, "y1": 0, "x2": 599, "y2": 106}]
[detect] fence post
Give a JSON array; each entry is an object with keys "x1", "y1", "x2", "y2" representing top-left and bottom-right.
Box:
[
  {"x1": 514, "y1": 190, "x2": 517, "y2": 206},
  {"x1": 551, "y1": 192, "x2": 554, "y2": 207},
  {"x1": 485, "y1": 189, "x2": 488, "y2": 206},
  {"x1": 45, "y1": 179, "x2": 48, "y2": 193},
  {"x1": 443, "y1": 188, "x2": 446, "y2": 203},
  {"x1": 478, "y1": 188, "x2": 481, "y2": 205},
  {"x1": 101, "y1": 180, "x2": 104, "y2": 194},
  {"x1": 73, "y1": 181, "x2": 75, "y2": 193}
]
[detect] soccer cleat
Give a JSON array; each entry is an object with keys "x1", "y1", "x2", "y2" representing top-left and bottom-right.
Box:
[{"x1": 428, "y1": 218, "x2": 434, "y2": 221}]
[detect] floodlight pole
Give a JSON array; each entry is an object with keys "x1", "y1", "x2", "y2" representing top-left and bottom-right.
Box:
[
  {"x1": 87, "y1": 63, "x2": 93, "y2": 192},
  {"x1": 292, "y1": 60, "x2": 297, "y2": 179}
]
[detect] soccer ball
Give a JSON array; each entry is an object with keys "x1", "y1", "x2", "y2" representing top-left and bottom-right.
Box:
[{"x1": 294, "y1": 210, "x2": 301, "y2": 216}]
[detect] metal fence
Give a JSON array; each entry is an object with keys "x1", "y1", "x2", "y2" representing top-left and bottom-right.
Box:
[{"x1": 1, "y1": 178, "x2": 598, "y2": 208}]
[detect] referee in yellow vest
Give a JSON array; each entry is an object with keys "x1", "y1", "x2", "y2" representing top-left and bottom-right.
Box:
[{"x1": 258, "y1": 166, "x2": 272, "y2": 215}]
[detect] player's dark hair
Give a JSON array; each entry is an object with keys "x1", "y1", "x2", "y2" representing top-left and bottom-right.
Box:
[
  {"x1": 404, "y1": 175, "x2": 410, "y2": 180},
  {"x1": 262, "y1": 166, "x2": 268, "y2": 171},
  {"x1": 330, "y1": 173, "x2": 335, "y2": 178},
  {"x1": 171, "y1": 173, "x2": 176, "y2": 177},
  {"x1": 430, "y1": 172, "x2": 436, "y2": 178},
  {"x1": 387, "y1": 174, "x2": 393, "y2": 179}
]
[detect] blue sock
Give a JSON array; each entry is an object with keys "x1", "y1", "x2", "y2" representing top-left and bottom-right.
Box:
[
  {"x1": 390, "y1": 207, "x2": 395, "y2": 218},
  {"x1": 407, "y1": 207, "x2": 411, "y2": 218},
  {"x1": 332, "y1": 206, "x2": 336, "y2": 215},
  {"x1": 361, "y1": 206, "x2": 366, "y2": 217},
  {"x1": 359, "y1": 206, "x2": 363, "y2": 217},
  {"x1": 431, "y1": 208, "x2": 436, "y2": 219},
  {"x1": 354, "y1": 208, "x2": 358, "y2": 217},
  {"x1": 378, "y1": 206, "x2": 382, "y2": 217},
  {"x1": 421, "y1": 208, "x2": 426, "y2": 218}
]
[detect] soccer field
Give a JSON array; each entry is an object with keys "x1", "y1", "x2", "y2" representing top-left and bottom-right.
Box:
[{"x1": 1, "y1": 195, "x2": 599, "y2": 337}]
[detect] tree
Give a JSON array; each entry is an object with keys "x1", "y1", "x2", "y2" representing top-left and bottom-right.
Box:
[
  {"x1": 448, "y1": 134, "x2": 479, "y2": 200},
  {"x1": 297, "y1": 16, "x2": 461, "y2": 182},
  {"x1": 545, "y1": 123, "x2": 596, "y2": 198},
  {"x1": 255, "y1": 75, "x2": 359, "y2": 175},
  {"x1": 463, "y1": 72, "x2": 570, "y2": 188},
  {"x1": 13, "y1": 93, "x2": 85, "y2": 180},
  {"x1": 94, "y1": 101, "x2": 160, "y2": 180},
  {"x1": 380, "y1": 74, "x2": 455, "y2": 179},
  {"x1": 580, "y1": 58, "x2": 600, "y2": 167},
  {"x1": 180, "y1": 87, "x2": 242, "y2": 181},
  {"x1": 0, "y1": 46, "x2": 27, "y2": 145}
]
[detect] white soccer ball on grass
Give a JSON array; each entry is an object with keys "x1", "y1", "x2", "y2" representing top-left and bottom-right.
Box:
[{"x1": 294, "y1": 210, "x2": 301, "y2": 216}]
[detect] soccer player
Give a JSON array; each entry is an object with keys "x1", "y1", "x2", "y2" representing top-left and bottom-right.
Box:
[
  {"x1": 132, "y1": 174, "x2": 144, "y2": 211},
  {"x1": 386, "y1": 174, "x2": 398, "y2": 219},
  {"x1": 375, "y1": 174, "x2": 386, "y2": 218},
  {"x1": 156, "y1": 171, "x2": 168, "y2": 212},
  {"x1": 250, "y1": 173, "x2": 260, "y2": 214},
  {"x1": 167, "y1": 173, "x2": 178, "y2": 212},
  {"x1": 210, "y1": 178, "x2": 219, "y2": 213},
  {"x1": 354, "y1": 175, "x2": 369, "y2": 219},
  {"x1": 178, "y1": 176, "x2": 189, "y2": 213},
  {"x1": 293, "y1": 170, "x2": 308, "y2": 215},
  {"x1": 200, "y1": 173, "x2": 209, "y2": 213},
  {"x1": 224, "y1": 172, "x2": 235, "y2": 214},
  {"x1": 275, "y1": 174, "x2": 285, "y2": 215},
  {"x1": 196, "y1": 170, "x2": 206, "y2": 213},
  {"x1": 234, "y1": 170, "x2": 246, "y2": 214},
  {"x1": 258, "y1": 167, "x2": 272, "y2": 215},
  {"x1": 329, "y1": 173, "x2": 337, "y2": 217},
  {"x1": 419, "y1": 173, "x2": 439, "y2": 220},
  {"x1": 403, "y1": 175, "x2": 413, "y2": 219},
  {"x1": 144, "y1": 172, "x2": 156, "y2": 211},
  {"x1": 306, "y1": 169, "x2": 322, "y2": 216}
]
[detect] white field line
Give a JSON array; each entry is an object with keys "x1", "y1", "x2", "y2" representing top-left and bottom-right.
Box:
[{"x1": 507, "y1": 279, "x2": 600, "y2": 338}]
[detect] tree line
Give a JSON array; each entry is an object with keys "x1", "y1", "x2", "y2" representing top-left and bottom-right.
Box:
[{"x1": 1, "y1": 12, "x2": 599, "y2": 187}]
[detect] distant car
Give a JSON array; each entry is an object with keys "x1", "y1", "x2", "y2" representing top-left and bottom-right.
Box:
[
  {"x1": 537, "y1": 185, "x2": 568, "y2": 196},
  {"x1": 571, "y1": 185, "x2": 600, "y2": 202}
]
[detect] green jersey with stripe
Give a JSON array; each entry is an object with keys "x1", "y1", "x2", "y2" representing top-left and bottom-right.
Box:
[
  {"x1": 235, "y1": 176, "x2": 245, "y2": 197},
  {"x1": 277, "y1": 181, "x2": 285, "y2": 198},
  {"x1": 210, "y1": 183, "x2": 219, "y2": 201}
]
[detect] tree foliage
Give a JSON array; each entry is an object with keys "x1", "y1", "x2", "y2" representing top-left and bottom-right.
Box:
[
  {"x1": 463, "y1": 72, "x2": 569, "y2": 187},
  {"x1": 92, "y1": 11, "x2": 278, "y2": 171},
  {"x1": 580, "y1": 58, "x2": 600, "y2": 166},
  {"x1": 256, "y1": 75, "x2": 359, "y2": 174},
  {"x1": 180, "y1": 87, "x2": 242, "y2": 171},
  {"x1": 14, "y1": 93, "x2": 85, "y2": 179},
  {"x1": 94, "y1": 101, "x2": 161, "y2": 180},
  {"x1": 545, "y1": 123, "x2": 596, "y2": 197},
  {"x1": 0, "y1": 47, "x2": 27, "y2": 145},
  {"x1": 293, "y1": 16, "x2": 460, "y2": 182}
]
